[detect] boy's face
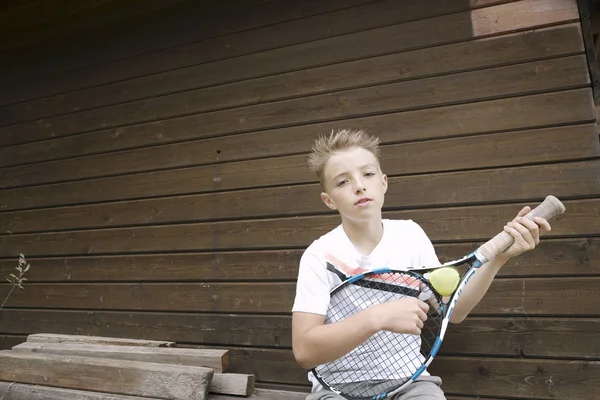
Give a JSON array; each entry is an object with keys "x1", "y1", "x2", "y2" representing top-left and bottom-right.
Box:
[{"x1": 320, "y1": 147, "x2": 388, "y2": 223}]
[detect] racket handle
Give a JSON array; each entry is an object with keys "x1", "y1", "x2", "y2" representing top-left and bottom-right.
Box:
[{"x1": 475, "y1": 195, "x2": 565, "y2": 263}]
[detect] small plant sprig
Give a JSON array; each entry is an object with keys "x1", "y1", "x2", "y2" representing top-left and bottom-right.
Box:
[{"x1": 1, "y1": 253, "x2": 31, "y2": 310}]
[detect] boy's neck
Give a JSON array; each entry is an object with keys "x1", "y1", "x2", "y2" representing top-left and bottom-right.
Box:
[{"x1": 341, "y1": 217, "x2": 384, "y2": 257}]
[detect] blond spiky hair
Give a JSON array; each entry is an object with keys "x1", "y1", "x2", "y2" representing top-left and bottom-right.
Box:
[{"x1": 308, "y1": 129, "x2": 381, "y2": 187}]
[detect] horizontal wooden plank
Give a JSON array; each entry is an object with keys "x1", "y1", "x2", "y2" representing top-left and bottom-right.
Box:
[
  {"x1": 429, "y1": 356, "x2": 600, "y2": 399},
  {"x1": 0, "y1": 309, "x2": 293, "y2": 348},
  {"x1": 1, "y1": 309, "x2": 598, "y2": 359},
  {"x1": 0, "y1": 381, "x2": 157, "y2": 400},
  {"x1": 0, "y1": 351, "x2": 213, "y2": 399},
  {"x1": 13, "y1": 342, "x2": 228, "y2": 372},
  {"x1": 208, "y1": 388, "x2": 306, "y2": 400},
  {"x1": 0, "y1": 198, "x2": 596, "y2": 256},
  {"x1": 221, "y1": 346, "x2": 600, "y2": 399},
  {"x1": 0, "y1": 51, "x2": 589, "y2": 148},
  {"x1": 0, "y1": 21, "x2": 584, "y2": 136},
  {"x1": 0, "y1": 0, "x2": 307, "y2": 80},
  {"x1": 2, "y1": 120, "x2": 598, "y2": 194},
  {"x1": 12, "y1": 342, "x2": 248, "y2": 395},
  {"x1": 26, "y1": 333, "x2": 174, "y2": 347},
  {"x1": 0, "y1": 87, "x2": 594, "y2": 173},
  {"x1": 0, "y1": 0, "x2": 519, "y2": 108},
  {"x1": 0, "y1": 0, "x2": 113, "y2": 33},
  {"x1": 1, "y1": 131, "x2": 598, "y2": 216},
  {"x1": 1, "y1": 128, "x2": 597, "y2": 213},
  {"x1": 441, "y1": 317, "x2": 600, "y2": 358},
  {"x1": 0, "y1": 277, "x2": 597, "y2": 315},
  {"x1": 0, "y1": 237, "x2": 596, "y2": 282}
]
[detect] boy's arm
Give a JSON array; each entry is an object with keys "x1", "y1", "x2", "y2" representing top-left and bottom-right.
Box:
[
  {"x1": 449, "y1": 206, "x2": 551, "y2": 323},
  {"x1": 292, "y1": 297, "x2": 429, "y2": 369}
]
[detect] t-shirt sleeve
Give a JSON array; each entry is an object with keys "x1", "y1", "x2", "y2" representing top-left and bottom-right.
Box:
[
  {"x1": 291, "y1": 250, "x2": 331, "y2": 315},
  {"x1": 411, "y1": 221, "x2": 441, "y2": 267}
]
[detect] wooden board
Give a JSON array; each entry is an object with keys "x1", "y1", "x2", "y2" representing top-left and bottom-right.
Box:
[
  {"x1": 0, "y1": 54, "x2": 589, "y2": 147},
  {"x1": 0, "y1": 199, "x2": 596, "y2": 256},
  {"x1": 0, "y1": 86, "x2": 593, "y2": 168},
  {"x1": 1, "y1": 310, "x2": 598, "y2": 359},
  {"x1": 1, "y1": 141, "x2": 598, "y2": 214},
  {"x1": 0, "y1": 381, "x2": 157, "y2": 400},
  {"x1": 1, "y1": 277, "x2": 598, "y2": 315},
  {"x1": 13, "y1": 342, "x2": 249, "y2": 395},
  {"x1": 0, "y1": 21, "x2": 583, "y2": 133},
  {"x1": 0, "y1": 0, "x2": 517, "y2": 107},
  {"x1": 0, "y1": 238, "x2": 597, "y2": 282},
  {"x1": 26, "y1": 333, "x2": 174, "y2": 347},
  {"x1": 2, "y1": 120, "x2": 598, "y2": 190},
  {"x1": 0, "y1": 350, "x2": 213, "y2": 399},
  {"x1": 14, "y1": 341, "x2": 227, "y2": 371}
]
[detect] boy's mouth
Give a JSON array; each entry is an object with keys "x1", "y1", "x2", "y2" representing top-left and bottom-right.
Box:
[{"x1": 355, "y1": 197, "x2": 372, "y2": 206}]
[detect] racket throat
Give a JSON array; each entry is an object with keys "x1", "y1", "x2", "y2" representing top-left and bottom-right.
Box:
[{"x1": 472, "y1": 249, "x2": 489, "y2": 266}]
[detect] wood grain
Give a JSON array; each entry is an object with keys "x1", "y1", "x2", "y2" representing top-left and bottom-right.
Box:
[
  {"x1": 13, "y1": 342, "x2": 228, "y2": 372},
  {"x1": 0, "y1": 86, "x2": 593, "y2": 168},
  {"x1": 25, "y1": 333, "x2": 174, "y2": 347},
  {"x1": 0, "y1": 238, "x2": 597, "y2": 282},
  {"x1": 0, "y1": 22, "x2": 583, "y2": 135},
  {"x1": 0, "y1": 350, "x2": 213, "y2": 399},
  {"x1": 1, "y1": 309, "x2": 598, "y2": 359},
  {"x1": 1, "y1": 277, "x2": 597, "y2": 315},
  {"x1": 0, "y1": 199, "x2": 596, "y2": 256},
  {"x1": 0, "y1": 53, "x2": 589, "y2": 147},
  {"x1": 0, "y1": 381, "x2": 156, "y2": 400},
  {"x1": 2, "y1": 119, "x2": 597, "y2": 190},
  {"x1": 0, "y1": 0, "x2": 517, "y2": 108}
]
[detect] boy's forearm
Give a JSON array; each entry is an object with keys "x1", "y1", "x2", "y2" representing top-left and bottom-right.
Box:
[
  {"x1": 450, "y1": 254, "x2": 510, "y2": 323},
  {"x1": 293, "y1": 309, "x2": 379, "y2": 369}
]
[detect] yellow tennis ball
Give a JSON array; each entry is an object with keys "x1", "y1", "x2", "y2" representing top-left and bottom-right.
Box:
[{"x1": 429, "y1": 267, "x2": 460, "y2": 297}]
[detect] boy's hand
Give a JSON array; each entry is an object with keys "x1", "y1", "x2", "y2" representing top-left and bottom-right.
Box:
[
  {"x1": 501, "y1": 206, "x2": 552, "y2": 260},
  {"x1": 371, "y1": 297, "x2": 429, "y2": 335}
]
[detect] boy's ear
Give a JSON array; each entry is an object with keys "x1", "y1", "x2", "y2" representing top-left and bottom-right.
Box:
[
  {"x1": 382, "y1": 174, "x2": 388, "y2": 193},
  {"x1": 321, "y1": 192, "x2": 337, "y2": 210}
]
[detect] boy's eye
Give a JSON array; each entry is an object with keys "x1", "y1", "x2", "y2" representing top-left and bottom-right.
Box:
[
  {"x1": 364, "y1": 172, "x2": 375, "y2": 177},
  {"x1": 336, "y1": 180, "x2": 347, "y2": 187}
]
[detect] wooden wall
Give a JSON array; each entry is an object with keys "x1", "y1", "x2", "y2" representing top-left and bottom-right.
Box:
[{"x1": 0, "y1": 0, "x2": 599, "y2": 398}]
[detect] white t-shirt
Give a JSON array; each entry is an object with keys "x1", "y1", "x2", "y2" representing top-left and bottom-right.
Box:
[{"x1": 291, "y1": 219, "x2": 440, "y2": 392}]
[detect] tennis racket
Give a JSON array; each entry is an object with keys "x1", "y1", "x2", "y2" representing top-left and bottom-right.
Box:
[{"x1": 310, "y1": 195, "x2": 565, "y2": 400}]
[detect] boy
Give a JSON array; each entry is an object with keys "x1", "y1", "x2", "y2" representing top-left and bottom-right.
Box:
[{"x1": 291, "y1": 129, "x2": 551, "y2": 399}]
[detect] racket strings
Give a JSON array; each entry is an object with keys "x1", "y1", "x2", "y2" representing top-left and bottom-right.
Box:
[{"x1": 314, "y1": 272, "x2": 443, "y2": 399}]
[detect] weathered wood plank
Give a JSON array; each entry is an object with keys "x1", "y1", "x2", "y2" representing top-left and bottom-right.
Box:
[
  {"x1": 0, "y1": 199, "x2": 595, "y2": 256},
  {"x1": 0, "y1": 0, "x2": 517, "y2": 108},
  {"x1": 0, "y1": 382, "x2": 157, "y2": 400},
  {"x1": 25, "y1": 333, "x2": 174, "y2": 347},
  {"x1": 14, "y1": 341, "x2": 229, "y2": 372},
  {"x1": 1, "y1": 130, "x2": 598, "y2": 215},
  {"x1": 1, "y1": 86, "x2": 592, "y2": 170},
  {"x1": 429, "y1": 357, "x2": 600, "y2": 399},
  {"x1": 208, "y1": 388, "x2": 306, "y2": 400},
  {"x1": 0, "y1": 21, "x2": 583, "y2": 139},
  {"x1": 13, "y1": 342, "x2": 249, "y2": 395},
  {"x1": 441, "y1": 317, "x2": 600, "y2": 358},
  {"x1": 12, "y1": 335, "x2": 229, "y2": 372},
  {"x1": 221, "y1": 346, "x2": 600, "y2": 398},
  {"x1": 2, "y1": 114, "x2": 597, "y2": 190},
  {"x1": 1, "y1": 277, "x2": 598, "y2": 315},
  {"x1": 0, "y1": 51, "x2": 588, "y2": 147},
  {"x1": 0, "y1": 350, "x2": 213, "y2": 399},
  {"x1": 0, "y1": 309, "x2": 293, "y2": 348},
  {"x1": 1, "y1": 309, "x2": 598, "y2": 359},
  {"x1": 0, "y1": 238, "x2": 597, "y2": 282}
]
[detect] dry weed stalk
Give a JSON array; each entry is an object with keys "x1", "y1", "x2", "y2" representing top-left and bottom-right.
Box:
[{"x1": 1, "y1": 253, "x2": 31, "y2": 310}]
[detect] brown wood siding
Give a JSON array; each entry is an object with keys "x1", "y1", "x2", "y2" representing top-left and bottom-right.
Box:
[{"x1": 0, "y1": 0, "x2": 598, "y2": 398}]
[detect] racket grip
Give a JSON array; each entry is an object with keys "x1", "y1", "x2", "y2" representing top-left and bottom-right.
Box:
[{"x1": 475, "y1": 195, "x2": 565, "y2": 263}]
